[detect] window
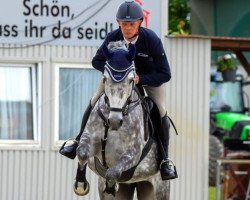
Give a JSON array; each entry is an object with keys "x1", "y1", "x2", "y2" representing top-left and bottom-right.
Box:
[
  {"x1": 55, "y1": 64, "x2": 101, "y2": 141},
  {"x1": 0, "y1": 64, "x2": 39, "y2": 142},
  {"x1": 210, "y1": 80, "x2": 244, "y2": 113}
]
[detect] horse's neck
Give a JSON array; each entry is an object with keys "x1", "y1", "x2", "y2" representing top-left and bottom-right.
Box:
[
  {"x1": 132, "y1": 86, "x2": 146, "y2": 102},
  {"x1": 131, "y1": 89, "x2": 141, "y2": 101}
]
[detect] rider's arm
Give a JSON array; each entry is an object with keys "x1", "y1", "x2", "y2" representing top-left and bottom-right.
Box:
[
  {"x1": 92, "y1": 33, "x2": 113, "y2": 73},
  {"x1": 139, "y1": 38, "x2": 171, "y2": 87},
  {"x1": 92, "y1": 44, "x2": 107, "y2": 73},
  {"x1": 135, "y1": 29, "x2": 171, "y2": 87}
]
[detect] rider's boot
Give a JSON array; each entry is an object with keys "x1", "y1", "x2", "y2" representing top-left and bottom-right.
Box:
[
  {"x1": 159, "y1": 114, "x2": 178, "y2": 180},
  {"x1": 59, "y1": 102, "x2": 92, "y2": 159}
]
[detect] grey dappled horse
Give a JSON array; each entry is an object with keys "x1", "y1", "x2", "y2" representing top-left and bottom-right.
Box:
[{"x1": 74, "y1": 41, "x2": 170, "y2": 200}]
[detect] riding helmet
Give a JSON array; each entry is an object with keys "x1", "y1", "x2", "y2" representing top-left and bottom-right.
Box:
[{"x1": 116, "y1": 1, "x2": 144, "y2": 22}]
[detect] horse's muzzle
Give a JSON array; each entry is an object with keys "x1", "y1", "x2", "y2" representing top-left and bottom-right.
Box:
[{"x1": 108, "y1": 111, "x2": 123, "y2": 130}]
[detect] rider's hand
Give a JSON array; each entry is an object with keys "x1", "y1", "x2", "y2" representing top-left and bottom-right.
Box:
[{"x1": 135, "y1": 74, "x2": 140, "y2": 84}]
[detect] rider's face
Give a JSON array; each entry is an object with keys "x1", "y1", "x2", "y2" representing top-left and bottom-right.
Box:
[{"x1": 118, "y1": 20, "x2": 142, "y2": 40}]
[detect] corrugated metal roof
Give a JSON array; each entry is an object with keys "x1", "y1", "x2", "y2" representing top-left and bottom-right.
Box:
[
  {"x1": 170, "y1": 35, "x2": 250, "y2": 51},
  {"x1": 170, "y1": 35, "x2": 250, "y2": 75}
]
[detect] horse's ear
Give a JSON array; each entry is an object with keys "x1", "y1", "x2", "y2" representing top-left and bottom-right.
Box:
[
  {"x1": 127, "y1": 44, "x2": 136, "y2": 62},
  {"x1": 102, "y1": 44, "x2": 113, "y2": 60}
]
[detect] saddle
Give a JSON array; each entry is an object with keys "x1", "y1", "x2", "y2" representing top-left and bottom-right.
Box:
[{"x1": 142, "y1": 96, "x2": 162, "y2": 139}]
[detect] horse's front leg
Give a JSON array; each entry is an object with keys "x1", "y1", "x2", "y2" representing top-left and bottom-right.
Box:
[
  {"x1": 106, "y1": 146, "x2": 141, "y2": 181},
  {"x1": 74, "y1": 131, "x2": 91, "y2": 196},
  {"x1": 77, "y1": 130, "x2": 91, "y2": 163}
]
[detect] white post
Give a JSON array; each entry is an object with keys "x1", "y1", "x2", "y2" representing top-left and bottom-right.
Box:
[{"x1": 161, "y1": 0, "x2": 169, "y2": 40}]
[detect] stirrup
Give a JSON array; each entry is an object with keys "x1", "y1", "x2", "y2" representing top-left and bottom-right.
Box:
[
  {"x1": 160, "y1": 158, "x2": 175, "y2": 169},
  {"x1": 160, "y1": 158, "x2": 178, "y2": 180},
  {"x1": 59, "y1": 138, "x2": 78, "y2": 159}
]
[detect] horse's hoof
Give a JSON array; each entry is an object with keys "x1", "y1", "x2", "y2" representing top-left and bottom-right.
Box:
[{"x1": 73, "y1": 180, "x2": 90, "y2": 196}]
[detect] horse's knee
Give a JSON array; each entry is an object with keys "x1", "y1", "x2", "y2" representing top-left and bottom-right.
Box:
[
  {"x1": 78, "y1": 152, "x2": 89, "y2": 161},
  {"x1": 77, "y1": 145, "x2": 90, "y2": 161}
]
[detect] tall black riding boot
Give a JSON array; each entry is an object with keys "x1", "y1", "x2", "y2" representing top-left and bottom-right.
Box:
[
  {"x1": 158, "y1": 115, "x2": 178, "y2": 180},
  {"x1": 59, "y1": 102, "x2": 92, "y2": 159}
]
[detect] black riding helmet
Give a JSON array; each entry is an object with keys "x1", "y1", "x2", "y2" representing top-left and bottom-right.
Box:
[{"x1": 116, "y1": 1, "x2": 143, "y2": 22}]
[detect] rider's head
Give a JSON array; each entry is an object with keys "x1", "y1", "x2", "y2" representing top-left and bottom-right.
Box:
[{"x1": 116, "y1": 1, "x2": 143, "y2": 41}]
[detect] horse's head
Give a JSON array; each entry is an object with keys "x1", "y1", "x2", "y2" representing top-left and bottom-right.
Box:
[{"x1": 102, "y1": 41, "x2": 136, "y2": 130}]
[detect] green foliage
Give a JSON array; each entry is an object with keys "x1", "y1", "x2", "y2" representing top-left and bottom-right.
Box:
[
  {"x1": 168, "y1": 0, "x2": 191, "y2": 35},
  {"x1": 208, "y1": 187, "x2": 216, "y2": 200},
  {"x1": 216, "y1": 54, "x2": 237, "y2": 72}
]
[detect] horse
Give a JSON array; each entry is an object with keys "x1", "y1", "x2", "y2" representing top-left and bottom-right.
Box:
[{"x1": 74, "y1": 41, "x2": 170, "y2": 200}]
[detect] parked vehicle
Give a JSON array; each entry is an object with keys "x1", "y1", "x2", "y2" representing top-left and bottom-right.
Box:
[{"x1": 209, "y1": 78, "x2": 250, "y2": 186}]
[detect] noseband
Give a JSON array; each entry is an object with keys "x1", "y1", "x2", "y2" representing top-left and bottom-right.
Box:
[{"x1": 104, "y1": 92, "x2": 140, "y2": 116}]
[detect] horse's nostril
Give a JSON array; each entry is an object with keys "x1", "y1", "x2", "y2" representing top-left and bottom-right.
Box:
[{"x1": 120, "y1": 120, "x2": 123, "y2": 126}]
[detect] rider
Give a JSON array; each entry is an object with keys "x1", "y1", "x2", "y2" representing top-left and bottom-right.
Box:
[{"x1": 60, "y1": 1, "x2": 177, "y2": 181}]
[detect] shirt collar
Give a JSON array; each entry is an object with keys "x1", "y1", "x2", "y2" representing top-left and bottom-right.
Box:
[{"x1": 123, "y1": 35, "x2": 139, "y2": 47}]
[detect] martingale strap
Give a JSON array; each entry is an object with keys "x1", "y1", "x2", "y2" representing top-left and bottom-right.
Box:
[
  {"x1": 101, "y1": 125, "x2": 109, "y2": 168},
  {"x1": 97, "y1": 98, "x2": 109, "y2": 168},
  {"x1": 94, "y1": 137, "x2": 154, "y2": 182}
]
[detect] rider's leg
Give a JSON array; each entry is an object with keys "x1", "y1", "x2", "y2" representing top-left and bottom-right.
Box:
[
  {"x1": 60, "y1": 78, "x2": 105, "y2": 159},
  {"x1": 159, "y1": 114, "x2": 178, "y2": 180},
  {"x1": 144, "y1": 84, "x2": 177, "y2": 180}
]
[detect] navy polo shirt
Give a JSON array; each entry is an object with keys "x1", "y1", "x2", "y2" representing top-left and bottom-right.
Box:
[{"x1": 92, "y1": 27, "x2": 171, "y2": 87}]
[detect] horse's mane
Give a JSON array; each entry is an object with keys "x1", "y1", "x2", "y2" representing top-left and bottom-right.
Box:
[{"x1": 107, "y1": 41, "x2": 127, "y2": 51}]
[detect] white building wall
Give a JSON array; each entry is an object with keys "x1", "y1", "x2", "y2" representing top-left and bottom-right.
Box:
[
  {"x1": 0, "y1": 44, "x2": 100, "y2": 200},
  {"x1": 165, "y1": 37, "x2": 211, "y2": 200},
  {"x1": 0, "y1": 37, "x2": 211, "y2": 200}
]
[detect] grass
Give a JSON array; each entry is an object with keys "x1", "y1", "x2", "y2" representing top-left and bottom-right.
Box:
[{"x1": 208, "y1": 187, "x2": 216, "y2": 200}]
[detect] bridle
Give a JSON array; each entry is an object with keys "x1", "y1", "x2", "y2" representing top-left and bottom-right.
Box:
[
  {"x1": 103, "y1": 89, "x2": 141, "y2": 117},
  {"x1": 103, "y1": 61, "x2": 141, "y2": 117}
]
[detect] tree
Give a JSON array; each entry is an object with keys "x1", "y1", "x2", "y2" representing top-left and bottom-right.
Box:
[{"x1": 168, "y1": 0, "x2": 191, "y2": 35}]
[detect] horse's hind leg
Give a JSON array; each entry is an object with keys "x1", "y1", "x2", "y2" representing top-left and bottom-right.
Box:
[
  {"x1": 136, "y1": 181, "x2": 155, "y2": 200},
  {"x1": 136, "y1": 180, "x2": 170, "y2": 200},
  {"x1": 115, "y1": 183, "x2": 136, "y2": 200},
  {"x1": 147, "y1": 177, "x2": 170, "y2": 200},
  {"x1": 155, "y1": 180, "x2": 170, "y2": 200}
]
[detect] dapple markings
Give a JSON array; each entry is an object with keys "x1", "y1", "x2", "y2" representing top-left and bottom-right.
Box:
[{"x1": 75, "y1": 41, "x2": 170, "y2": 200}]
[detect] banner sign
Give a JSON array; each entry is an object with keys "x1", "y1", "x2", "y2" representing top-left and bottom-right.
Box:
[{"x1": 0, "y1": 0, "x2": 164, "y2": 46}]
